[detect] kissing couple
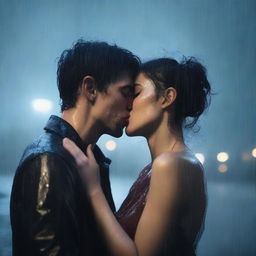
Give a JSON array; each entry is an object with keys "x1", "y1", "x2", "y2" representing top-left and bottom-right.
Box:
[{"x1": 11, "y1": 39, "x2": 211, "y2": 256}]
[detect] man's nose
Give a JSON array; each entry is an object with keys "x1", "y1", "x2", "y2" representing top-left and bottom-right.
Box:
[{"x1": 127, "y1": 96, "x2": 133, "y2": 111}]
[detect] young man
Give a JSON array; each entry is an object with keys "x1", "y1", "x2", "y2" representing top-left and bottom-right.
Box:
[{"x1": 10, "y1": 40, "x2": 140, "y2": 256}]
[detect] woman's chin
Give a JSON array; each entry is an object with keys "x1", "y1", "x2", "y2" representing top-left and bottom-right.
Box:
[
  {"x1": 125, "y1": 126, "x2": 137, "y2": 137},
  {"x1": 125, "y1": 125, "x2": 144, "y2": 137}
]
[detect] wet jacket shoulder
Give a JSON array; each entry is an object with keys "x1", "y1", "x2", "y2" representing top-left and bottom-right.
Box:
[{"x1": 10, "y1": 115, "x2": 115, "y2": 256}]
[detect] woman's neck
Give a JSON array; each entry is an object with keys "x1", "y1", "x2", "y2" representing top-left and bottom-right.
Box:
[{"x1": 146, "y1": 122, "x2": 185, "y2": 160}]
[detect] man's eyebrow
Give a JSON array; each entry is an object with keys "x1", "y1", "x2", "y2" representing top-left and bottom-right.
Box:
[
  {"x1": 134, "y1": 83, "x2": 142, "y2": 87},
  {"x1": 120, "y1": 84, "x2": 134, "y2": 90}
]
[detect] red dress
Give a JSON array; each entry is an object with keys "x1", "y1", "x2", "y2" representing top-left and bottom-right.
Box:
[{"x1": 116, "y1": 163, "x2": 152, "y2": 239}]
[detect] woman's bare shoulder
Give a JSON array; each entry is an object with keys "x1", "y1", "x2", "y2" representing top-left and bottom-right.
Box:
[{"x1": 152, "y1": 150, "x2": 203, "y2": 177}]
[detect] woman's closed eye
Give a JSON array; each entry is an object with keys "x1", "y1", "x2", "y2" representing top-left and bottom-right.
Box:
[
  {"x1": 133, "y1": 84, "x2": 142, "y2": 98},
  {"x1": 133, "y1": 92, "x2": 140, "y2": 98}
]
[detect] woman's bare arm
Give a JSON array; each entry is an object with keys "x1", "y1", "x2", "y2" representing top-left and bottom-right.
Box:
[
  {"x1": 88, "y1": 187, "x2": 138, "y2": 256},
  {"x1": 134, "y1": 153, "x2": 182, "y2": 255}
]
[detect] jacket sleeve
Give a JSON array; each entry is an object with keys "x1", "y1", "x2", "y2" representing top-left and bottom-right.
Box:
[{"x1": 11, "y1": 152, "x2": 80, "y2": 256}]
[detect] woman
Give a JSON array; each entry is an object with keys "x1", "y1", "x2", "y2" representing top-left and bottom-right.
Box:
[{"x1": 63, "y1": 57, "x2": 211, "y2": 256}]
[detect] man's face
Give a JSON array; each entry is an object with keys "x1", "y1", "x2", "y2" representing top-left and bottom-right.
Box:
[{"x1": 93, "y1": 75, "x2": 134, "y2": 137}]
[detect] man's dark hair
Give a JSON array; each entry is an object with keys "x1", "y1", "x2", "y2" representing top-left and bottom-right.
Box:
[{"x1": 57, "y1": 39, "x2": 140, "y2": 111}]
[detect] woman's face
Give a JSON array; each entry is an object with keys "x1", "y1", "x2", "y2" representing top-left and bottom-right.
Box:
[{"x1": 125, "y1": 73, "x2": 163, "y2": 137}]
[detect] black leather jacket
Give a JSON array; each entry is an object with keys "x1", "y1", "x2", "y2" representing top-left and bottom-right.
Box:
[{"x1": 10, "y1": 115, "x2": 115, "y2": 256}]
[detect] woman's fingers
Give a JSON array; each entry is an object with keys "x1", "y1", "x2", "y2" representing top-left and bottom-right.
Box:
[
  {"x1": 86, "y1": 144, "x2": 96, "y2": 162},
  {"x1": 63, "y1": 138, "x2": 78, "y2": 156}
]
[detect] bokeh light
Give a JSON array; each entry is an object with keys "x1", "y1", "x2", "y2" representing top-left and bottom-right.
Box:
[
  {"x1": 217, "y1": 152, "x2": 229, "y2": 162},
  {"x1": 32, "y1": 98, "x2": 53, "y2": 113},
  {"x1": 242, "y1": 153, "x2": 250, "y2": 161},
  {"x1": 218, "y1": 164, "x2": 228, "y2": 173},
  {"x1": 195, "y1": 153, "x2": 205, "y2": 164},
  {"x1": 251, "y1": 148, "x2": 256, "y2": 158},
  {"x1": 105, "y1": 140, "x2": 117, "y2": 151}
]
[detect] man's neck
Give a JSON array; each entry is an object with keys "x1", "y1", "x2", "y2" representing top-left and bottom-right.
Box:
[{"x1": 61, "y1": 107, "x2": 101, "y2": 147}]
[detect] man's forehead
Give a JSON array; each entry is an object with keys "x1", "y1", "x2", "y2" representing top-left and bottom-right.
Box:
[
  {"x1": 111, "y1": 78, "x2": 134, "y2": 88},
  {"x1": 101, "y1": 80, "x2": 132, "y2": 95}
]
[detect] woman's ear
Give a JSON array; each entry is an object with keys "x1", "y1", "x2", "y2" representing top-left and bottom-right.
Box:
[
  {"x1": 81, "y1": 75, "x2": 97, "y2": 103},
  {"x1": 161, "y1": 87, "x2": 177, "y2": 109}
]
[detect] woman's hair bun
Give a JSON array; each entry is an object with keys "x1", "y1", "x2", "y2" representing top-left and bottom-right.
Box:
[{"x1": 176, "y1": 57, "x2": 211, "y2": 128}]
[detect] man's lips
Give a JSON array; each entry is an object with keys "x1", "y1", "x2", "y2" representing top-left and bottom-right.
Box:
[{"x1": 121, "y1": 117, "x2": 130, "y2": 126}]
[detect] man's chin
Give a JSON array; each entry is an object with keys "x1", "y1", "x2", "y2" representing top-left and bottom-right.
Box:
[{"x1": 108, "y1": 128, "x2": 124, "y2": 138}]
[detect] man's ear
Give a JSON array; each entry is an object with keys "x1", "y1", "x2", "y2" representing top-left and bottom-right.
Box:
[
  {"x1": 81, "y1": 76, "x2": 97, "y2": 103},
  {"x1": 161, "y1": 87, "x2": 177, "y2": 109}
]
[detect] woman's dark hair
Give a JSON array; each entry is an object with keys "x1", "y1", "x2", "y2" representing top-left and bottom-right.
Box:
[
  {"x1": 57, "y1": 39, "x2": 140, "y2": 111},
  {"x1": 141, "y1": 57, "x2": 211, "y2": 129}
]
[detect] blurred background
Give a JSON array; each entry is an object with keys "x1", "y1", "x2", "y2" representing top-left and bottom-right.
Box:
[{"x1": 0, "y1": 0, "x2": 255, "y2": 255}]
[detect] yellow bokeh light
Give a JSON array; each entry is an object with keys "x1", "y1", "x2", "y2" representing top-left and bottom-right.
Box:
[
  {"x1": 195, "y1": 153, "x2": 205, "y2": 164},
  {"x1": 105, "y1": 140, "x2": 116, "y2": 151},
  {"x1": 218, "y1": 164, "x2": 228, "y2": 173},
  {"x1": 242, "y1": 153, "x2": 250, "y2": 161},
  {"x1": 252, "y1": 148, "x2": 256, "y2": 158},
  {"x1": 217, "y1": 152, "x2": 229, "y2": 162}
]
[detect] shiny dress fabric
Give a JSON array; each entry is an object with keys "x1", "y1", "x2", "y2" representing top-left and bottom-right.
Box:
[
  {"x1": 10, "y1": 115, "x2": 115, "y2": 256},
  {"x1": 116, "y1": 163, "x2": 152, "y2": 239},
  {"x1": 116, "y1": 164, "x2": 200, "y2": 256}
]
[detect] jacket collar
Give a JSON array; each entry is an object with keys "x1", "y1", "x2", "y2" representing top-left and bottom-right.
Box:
[{"x1": 44, "y1": 115, "x2": 111, "y2": 164}]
